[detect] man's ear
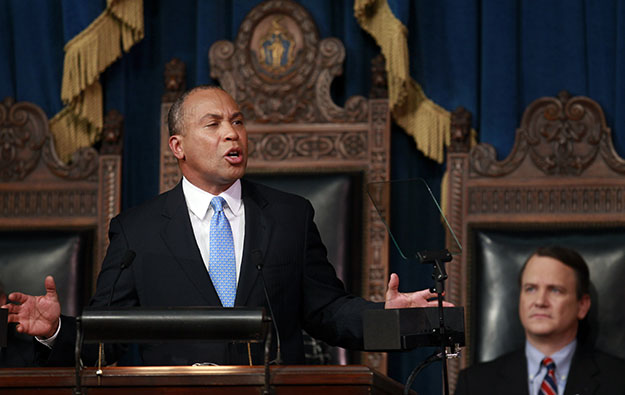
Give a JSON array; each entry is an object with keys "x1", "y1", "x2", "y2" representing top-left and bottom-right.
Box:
[
  {"x1": 169, "y1": 135, "x2": 184, "y2": 160},
  {"x1": 577, "y1": 293, "x2": 591, "y2": 320}
]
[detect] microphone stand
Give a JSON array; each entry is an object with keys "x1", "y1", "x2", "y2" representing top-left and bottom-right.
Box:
[
  {"x1": 74, "y1": 250, "x2": 136, "y2": 394},
  {"x1": 257, "y1": 262, "x2": 282, "y2": 365},
  {"x1": 263, "y1": 329, "x2": 272, "y2": 395},
  {"x1": 404, "y1": 249, "x2": 452, "y2": 395},
  {"x1": 74, "y1": 319, "x2": 83, "y2": 395}
]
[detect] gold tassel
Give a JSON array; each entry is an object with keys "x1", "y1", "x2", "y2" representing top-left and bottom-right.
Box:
[
  {"x1": 50, "y1": 0, "x2": 144, "y2": 162},
  {"x1": 354, "y1": 0, "x2": 450, "y2": 164},
  {"x1": 50, "y1": 82, "x2": 103, "y2": 161}
]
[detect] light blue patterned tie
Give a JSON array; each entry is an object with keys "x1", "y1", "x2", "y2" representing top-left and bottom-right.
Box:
[{"x1": 209, "y1": 196, "x2": 236, "y2": 307}]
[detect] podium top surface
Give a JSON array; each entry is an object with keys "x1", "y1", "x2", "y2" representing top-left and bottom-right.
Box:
[{"x1": 0, "y1": 365, "x2": 416, "y2": 395}]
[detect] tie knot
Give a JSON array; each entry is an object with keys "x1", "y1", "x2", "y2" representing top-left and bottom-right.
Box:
[
  {"x1": 211, "y1": 196, "x2": 226, "y2": 212},
  {"x1": 542, "y1": 357, "x2": 556, "y2": 371}
]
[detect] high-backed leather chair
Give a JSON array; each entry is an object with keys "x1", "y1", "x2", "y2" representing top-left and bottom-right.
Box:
[
  {"x1": 158, "y1": 0, "x2": 391, "y2": 373},
  {"x1": 444, "y1": 91, "x2": 625, "y2": 392},
  {"x1": 0, "y1": 97, "x2": 123, "y2": 317}
]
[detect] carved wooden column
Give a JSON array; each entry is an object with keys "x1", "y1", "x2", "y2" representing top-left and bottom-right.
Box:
[
  {"x1": 159, "y1": 58, "x2": 185, "y2": 193},
  {"x1": 445, "y1": 106, "x2": 472, "y2": 390}
]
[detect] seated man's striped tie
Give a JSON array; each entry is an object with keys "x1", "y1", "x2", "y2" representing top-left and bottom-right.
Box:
[
  {"x1": 538, "y1": 357, "x2": 557, "y2": 395},
  {"x1": 209, "y1": 196, "x2": 236, "y2": 307}
]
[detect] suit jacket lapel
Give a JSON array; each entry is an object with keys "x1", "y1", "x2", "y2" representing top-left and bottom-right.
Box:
[
  {"x1": 497, "y1": 350, "x2": 530, "y2": 395},
  {"x1": 235, "y1": 180, "x2": 273, "y2": 306},
  {"x1": 160, "y1": 183, "x2": 221, "y2": 305},
  {"x1": 565, "y1": 348, "x2": 599, "y2": 395}
]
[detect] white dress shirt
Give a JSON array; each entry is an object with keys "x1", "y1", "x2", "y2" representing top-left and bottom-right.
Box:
[{"x1": 182, "y1": 177, "x2": 246, "y2": 285}]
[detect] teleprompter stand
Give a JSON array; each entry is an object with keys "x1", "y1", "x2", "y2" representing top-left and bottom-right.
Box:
[
  {"x1": 410, "y1": 249, "x2": 455, "y2": 395},
  {"x1": 364, "y1": 249, "x2": 463, "y2": 395},
  {"x1": 365, "y1": 178, "x2": 465, "y2": 395}
]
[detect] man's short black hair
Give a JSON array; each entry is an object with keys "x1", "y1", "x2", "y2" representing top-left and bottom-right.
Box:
[
  {"x1": 167, "y1": 85, "x2": 226, "y2": 137},
  {"x1": 519, "y1": 245, "x2": 590, "y2": 299}
]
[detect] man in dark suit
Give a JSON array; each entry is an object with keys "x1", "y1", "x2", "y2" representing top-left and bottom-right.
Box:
[
  {"x1": 3, "y1": 86, "x2": 448, "y2": 366},
  {"x1": 454, "y1": 246, "x2": 625, "y2": 395}
]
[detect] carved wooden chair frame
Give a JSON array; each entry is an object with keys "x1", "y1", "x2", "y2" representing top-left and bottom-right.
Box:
[
  {"x1": 445, "y1": 91, "x2": 625, "y2": 389},
  {"x1": 0, "y1": 97, "x2": 123, "y2": 290}
]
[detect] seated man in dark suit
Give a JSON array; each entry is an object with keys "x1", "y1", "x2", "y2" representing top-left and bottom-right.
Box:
[
  {"x1": 455, "y1": 246, "x2": 625, "y2": 395},
  {"x1": 3, "y1": 85, "x2": 449, "y2": 367},
  {"x1": 0, "y1": 281, "x2": 37, "y2": 367}
]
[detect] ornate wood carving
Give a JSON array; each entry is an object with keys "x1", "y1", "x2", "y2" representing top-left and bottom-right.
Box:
[
  {"x1": 248, "y1": 130, "x2": 368, "y2": 162},
  {"x1": 159, "y1": 59, "x2": 187, "y2": 193},
  {"x1": 446, "y1": 107, "x2": 472, "y2": 389},
  {"x1": 209, "y1": 0, "x2": 368, "y2": 123},
  {"x1": 0, "y1": 97, "x2": 48, "y2": 181},
  {"x1": 162, "y1": 58, "x2": 186, "y2": 102},
  {"x1": 101, "y1": 109, "x2": 124, "y2": 155},
  {"x1": 97, "y1": 154, "x2": 122, "y2": 276},
  {"x1": 445, "y1": 154, "x2": 468, "y2": 391},
  {"x1": 0, "y1": 190, "x2": 98, "y2": 217},
  {"x1": 42, "y1": 145, "x2": 99, "y2": 180},
  {"x1": 470, "y1": 91, "x2": 625, "y2": 177},
  {"x1": 0, "y1": 97, "x2": 123, "y2": 288},
  {"x1": 369, "y1": 54, "x2": 388, "y2": 99},
  {"x1": 366, "y1": 99, "x2": 391, "y2": 303},
  {"x1": 450, "y1": 106, "x2": 472, "y2": 154},
  {"x1": 159, "y1": 101, "x2": 180, "y2": 193},
  {"x1": 362, "y1": 99, "x2": 390, "y2": 371},
  {"x1": 467, "y1": 185, "x2": 625, "y2": 215},
  {"x1": 0, "y1": 97, "x2": 111, "y2": 182},
  {"x1": 444, "y1": 92, "x2": 625, "y2": 392}
]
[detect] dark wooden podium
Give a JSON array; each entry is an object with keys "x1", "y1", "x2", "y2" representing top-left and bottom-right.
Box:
[{"x1": 0, "y1": 365, "x2": 413, "y2": 394}]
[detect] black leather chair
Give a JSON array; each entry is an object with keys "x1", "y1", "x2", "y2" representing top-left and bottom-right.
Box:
[
  {"x1": 472, "y1": 228, "x2": 625, "y2": 363},
  {"x1": 0, "y1": 231, "x2": 92, "y2": 316},
  {"x1": 445, "y1": 91, "x2": 625, "y2": 391}
]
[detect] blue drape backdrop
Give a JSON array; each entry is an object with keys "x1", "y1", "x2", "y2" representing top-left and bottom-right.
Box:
[{"x1": 1, "y1": 1, "x2": 624, "y2": 393}]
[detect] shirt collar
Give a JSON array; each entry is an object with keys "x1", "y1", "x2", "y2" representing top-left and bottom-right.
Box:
[
  {"x1": 182, "y1": 177, "x2": 242, "y2": 220},
  {"x1": 526, "y1": 338, "x2": 577, "y2": 383}
]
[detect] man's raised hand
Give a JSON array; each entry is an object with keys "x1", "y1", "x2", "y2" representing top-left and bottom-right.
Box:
[
  {"x1": 2, "y1": 275, "x2": 61, "y2": 338},
  {"x1": 384, "y1": 273, "x2": 454, "y2": 309}
]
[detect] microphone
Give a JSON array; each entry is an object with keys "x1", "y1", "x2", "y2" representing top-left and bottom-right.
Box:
[
  {"x1": 107, "y1": 250, "x2": 136, "y2": 306},
  {"x1": 254, "y1": 250, "x2": 281, "y2": 365}
]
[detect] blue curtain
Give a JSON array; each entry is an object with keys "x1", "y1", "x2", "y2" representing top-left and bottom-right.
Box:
[
  {"x1": 394, "y1": 0, "x2": 625, "y2": 159},
  {"x1": 2, "y1": 1, "x2": 624, "y2": 393},
  {"x1": 0, "y1": 0, "x2": 104, "y2": 117}
]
